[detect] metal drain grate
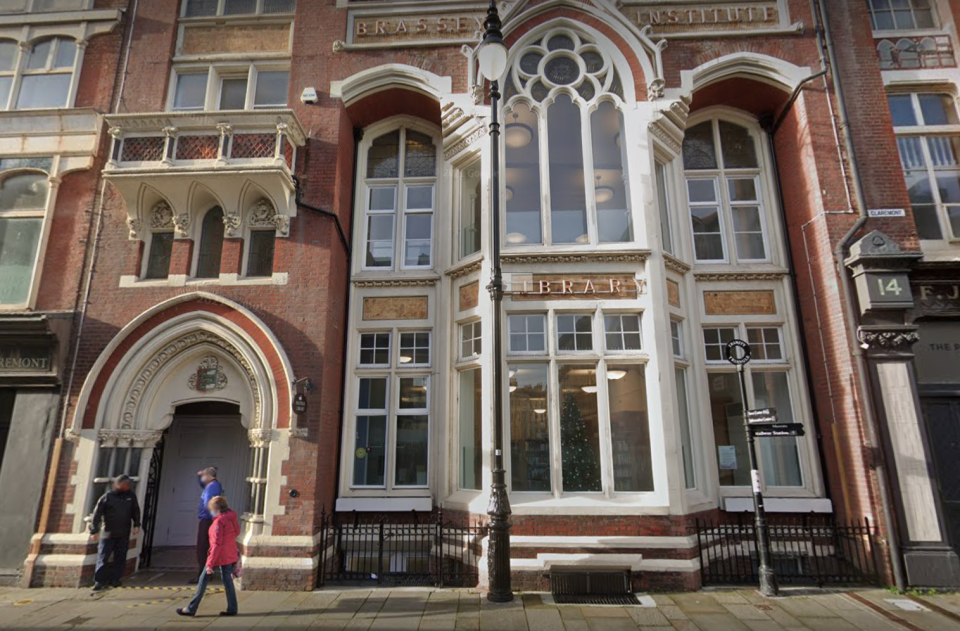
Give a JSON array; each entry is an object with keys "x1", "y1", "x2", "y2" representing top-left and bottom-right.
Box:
[
  {"x1": 550, "y1": 569, "x2": 638, "y2": 605},
  {"x1": 554, "y1": 593, "x2": 641, "y2": 605}
]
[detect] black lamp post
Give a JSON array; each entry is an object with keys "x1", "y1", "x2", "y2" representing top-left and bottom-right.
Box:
[{"x1": 477, "y1": 0, "x2": 513, "y2": 604}]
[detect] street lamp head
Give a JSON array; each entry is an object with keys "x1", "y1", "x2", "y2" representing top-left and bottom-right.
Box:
[{"x1": 478, "y1": 0, "x2": 508, "y2": 81}]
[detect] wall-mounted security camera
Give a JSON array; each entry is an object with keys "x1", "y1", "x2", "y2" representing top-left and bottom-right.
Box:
[{"x1": 300, "y1": 87, "x2": 318, "y2": 105}]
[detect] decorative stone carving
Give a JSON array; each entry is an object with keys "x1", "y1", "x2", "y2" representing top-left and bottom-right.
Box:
[
  {"x1": 187, "y1": 355, "x2": 229, "y2": 392},
  {"x1": 172, "y1": 213, "x2": 190, "y2": 238},
  {"x1": 446, "y1": 259, "x2": 483, "y2": 280},
  {"x1": 500, "y1": 252, "x2": 649, "y2": 265},
  {"x1": 121, "y1": 331, "x2": 263, "y2": 430},
  {"x1": 332, "y1": 39, "x2": 345, "y2": 53},
  {"x1": 858, "y1": 328, "x2": 920, "y2": 351},
  {"x1": 273, "y1": 214, "x2": 290, "y2": 237},
  {"x1": 663, "y1": 255, "x2": 691, "y2": 275},
  {"x1": 694, "y1": 272, "x2": 788, "y2": 282},
  {"x1": 289, "y1": 426, "x2": 309, "y2": 439},
  {"x1": 223, "y1": 211, "x2": 241, "y2": 238},
  {"x1": 470, "y1": 83, "x2": 484, "y2": 105},
  {"x1": 352, "y1": 279, "x2": 438, "y2": 288},
  {"x1": 126, "y1": 217, "x2": 142, "y2": 240},
  {"x1": 444, "y1": 125, "x2": 488, "y2": 161},
  {"x1": 97, "y1": 430, "x2": 163, "y2": 448},
  {"x1": 249, "y1": 199, "x2": 278, "y2": 228},
  {"x1": 647, "y1": 78, "x2": 666, "y2": 100},
  {"x1": 150, "y1": 201, "x2": 174, "y2": 230},
  {"x1": 248, "y1": 428, "x2": 274, "y2": 448}
]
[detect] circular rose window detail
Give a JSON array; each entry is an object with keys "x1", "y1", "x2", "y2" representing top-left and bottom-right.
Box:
[{"x1": 545, "y1": 56, "x2": 580, "y2": 85}]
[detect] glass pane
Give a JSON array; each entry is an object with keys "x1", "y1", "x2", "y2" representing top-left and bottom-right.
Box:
[
  {"x1": 912, "y1": 204, "x2": 943, "y2": 240},
  {"x1": 505, "y1": 103, "x2": 542, "y2": 245},
  {"x1": 607, "y1": 364, "x2": 652, "y2": 492},
  {"x1": 460, "y1": 158, "x2": 482, "y2": 258},
  {"x1": 656, "y1": 162, "x2": 673, "y2": 254},
  {"x1": 0, "y1": 217, "x2": 41, "y2": 305},
  {"x1": 399, "y1": 377, "x2": 428, "y2": 409},
  {"x1": 399, "y1": 332, "x2": 430, "y2": 366},
  {"x1": 367, "y1": 131, "x2": 400, "y2": 179},
  {"x1": 144, "y1": 232, "x2": 173, "y2": 280},
  {"x1": 592, "y1": 102, "x2": 632, "y2": 243},
  {"x1": 263, "y1": 0, "x2": 296, "y2": 13},
  {"x1": 25, "y1": 40, "x2": 51, "y2": 70},
  {"x1": 53, "y1": 39, "x2": 76, "y2": 69},
  {"x1": 544, "y1": 56, "x2": 580, "y2": 85},
  {"x1": 682, "y1": 121, "x2": 717, "y2": 170},
  {"x1": 365, "y1": 215, "x2": 394, "y2": 267},
  {"x1": 185, "y1": 0, "x2": 218, "y2": 16},
  {"x1": 253, "y1": 70, "x2": 289, "y2": 107},
  {"x1": 174, "y1": 73, "x2": 207, "y2": 110},
  {"x1": 710, "y1": 373, "x2": 750, "y2": 487},
  {"x1": 549, "y1": 95, "x2": 587, "y2": 244},
  {"x1": 95, "y1": 447, "x2": 114, "y2": 480},
  {"x1": 752, "y1": 372, "x2": 803, "y2": 487},
  {"x1": 459, "y1": 369, "x2": 483, "y2": 490},
  {"x1": 16, "y1": 74, "x2": 71, "y2": 109},
  {"x1": 246, "y1": 230, "x2": 275, "y2": 277},
  {"x1": 557, "y1": 314, "x2": 593, "y2": 352},
  {"x1": 395, "y1": 415, "x2": 429, "y2": 486},
  {"x1": 224, "y1": 0, "x2": 257, "y2": 14},
  {"x1": 195, "y1": 207, "x2": 224, "y2": 279},
  {"x1": 676, "y1": 369, "x2": 695, "y2": 489},
  {"x1": 897, "y1": 137, "x2": 925, "y2": 170},
  {"x1": 0, "y1": 174, "x2": 48, "y2": 210},
  {"x1": 509, "y1": 364, "x2": 550, "y2": 492},
  {"x1": 559, "y1": 365, "x2": 602, "y2": 493},
  {"x1": 509, "y1": 314, "x2": 546, "y2": 353},
  {"x1": 719, "y1": 121, "x2": 758, "y2": 168},
  {"x1": 404, "y1": 130, "x2": 436, "y2": 177},
  {"x1": 733, "y1": 206, "x2": 766, "y2": 260},
  {"x1": 360, "y1": 332, "x2": 390, "y2": 366},
  {"x1": 687, "y1": 179, "x2": 717, "y2": 203},
  {"x1": 406, "y1": 185, "x2": 433, "y2": 210},
  {"x1": 219, "y1": 77, "x2": 247, "y2": 110},
  {"x1": 888, "y1": 95, "x2": 917, "y2": 126},
  {"x1": 0, "y1": 41, "x2": 17, "y2": 72},
  {"x1": 728, "y1": 178, "x2": 758, "y2": 202},
  {"x1": 358, "y1": 377, "x2": 387, "y2": 410},
  {"x1": 919, "y1": 94, "x2": 958, "y2": 125},
  {"x1": 937, "y1": 172, "x2": 960, "y2": 203},
  {"x1": 927, "y1": 136, "x2": 960, "y2": 167},
  {"x1": 404, "y1": 214, "x2": 432, "y2": 267},
  {"x1": 0, "y1": 77, "x2": 10, "y2": 108},
  {"x1": 369, "y1": 187, "x2": 396, "y2": 211},
  {"x1": 947, "y1": 207, "x2": 960, "y2": 239},
  {"x1": 691, "y1": 207, "x2": 724, "y2": 260},
  {"x1": 353, "y1": 416, "x2": 387, "y2": 486}
]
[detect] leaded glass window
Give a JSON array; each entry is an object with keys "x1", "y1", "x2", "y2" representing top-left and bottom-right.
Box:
[{"x1": 503, "y1": 28, "x2": 633, "y2": 246}]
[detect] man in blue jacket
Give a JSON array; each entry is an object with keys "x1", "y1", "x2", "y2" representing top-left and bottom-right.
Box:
[
  {"x1": 190, "y1": 467, "x2": 223, "y2": 584},
  {"x1": 89, "y1": 474, "x2": 141, "y2": 591}
]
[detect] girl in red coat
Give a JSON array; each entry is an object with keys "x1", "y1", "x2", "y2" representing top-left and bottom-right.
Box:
[{"x1": 177, "y1": 496, "x2": 240, "y2": 617}]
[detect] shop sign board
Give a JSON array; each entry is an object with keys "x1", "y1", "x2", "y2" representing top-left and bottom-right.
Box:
[{"x1": 0, "y1": 345, "x2": 53, "y2": 373}]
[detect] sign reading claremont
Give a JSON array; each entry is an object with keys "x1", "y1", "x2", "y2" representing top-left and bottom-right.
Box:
[{"x1": 0, "y1": 345, "x2": 52, "y2": 373}]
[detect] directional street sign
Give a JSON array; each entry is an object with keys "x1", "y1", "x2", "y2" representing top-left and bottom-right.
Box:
[
  {"x1": 745, "y1": 408, "x2": 779, "y2": 424},
  {"x1": 750, "y1": 423, "x2": 805, "y2": 438}
]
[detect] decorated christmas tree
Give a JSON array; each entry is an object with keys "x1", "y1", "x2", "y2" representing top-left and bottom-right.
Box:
[{"x1": 560, "y1": 393, "x2": 602, "y2": 492}]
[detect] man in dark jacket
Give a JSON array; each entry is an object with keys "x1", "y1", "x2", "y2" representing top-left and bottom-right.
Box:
[{"x1": 89, "y1": 474, "x2": 141, "y2": 591}]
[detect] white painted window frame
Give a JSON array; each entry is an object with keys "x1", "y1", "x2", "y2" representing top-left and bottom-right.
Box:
[
  {"x1": 0, "y1": 36, "x2": 83, "y2": 111},
  {"x1": 169, "y1": 63, "x2": 290, "y2": 112}
]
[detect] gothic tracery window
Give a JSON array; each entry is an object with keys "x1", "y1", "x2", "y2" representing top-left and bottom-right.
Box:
[{"x1": 503, "y1": 29, "x2": 632, "y2": 246}]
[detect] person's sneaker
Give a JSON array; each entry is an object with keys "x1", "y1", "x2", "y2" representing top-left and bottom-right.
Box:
[
  {"x1": 91, "y1": 583, "x2": 107, "y2": 592},
  {"x1": 220, "y1": 611, "x2": 237, "y2": 616},
  {"x1": 110, "y1": 581, "x2": 122, "y2": 588},
  {"x1": 176, "y1": 608, "x2": 195, "y2": 617}
]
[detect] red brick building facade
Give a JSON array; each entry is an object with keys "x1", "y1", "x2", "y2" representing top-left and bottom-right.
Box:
[{"x1": 2, "y1": 0, "x2": 959, "y2": 592}]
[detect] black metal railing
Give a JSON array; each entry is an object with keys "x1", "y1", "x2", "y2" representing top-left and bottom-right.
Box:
[
  {"x1": 317, "y1": 508, "x2": 486, "y2": 588},
  {"x1": 696, "y1": 514, "x2": 878, "y2": 587}
]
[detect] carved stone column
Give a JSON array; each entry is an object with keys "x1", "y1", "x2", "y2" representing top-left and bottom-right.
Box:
[{"x1": 847, "y1": 231, "x2": 960, "y2": 587}]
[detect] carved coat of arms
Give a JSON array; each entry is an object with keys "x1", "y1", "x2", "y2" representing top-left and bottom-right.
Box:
[{"x1": 188, "y1": 356, "x2": 228, "y2": 392}]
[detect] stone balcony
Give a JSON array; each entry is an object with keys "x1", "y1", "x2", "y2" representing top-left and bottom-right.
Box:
[{"x1": 102, "y1": 109, "x2": 306, "y2": 236}]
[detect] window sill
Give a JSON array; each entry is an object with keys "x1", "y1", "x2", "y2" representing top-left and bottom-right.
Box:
[
  {"x1": 119, "y1": 273, "x2": 288, "y2": 288},
  {"x1": 723, "y1": 496, "x2": 833, "y2": 513},
  {"x1": 506, "y1": 493, "x2": 671, "y2": 515}
]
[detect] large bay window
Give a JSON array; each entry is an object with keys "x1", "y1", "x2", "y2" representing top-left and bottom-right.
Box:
[
  {"x1": 362, "y1": 127, "x2": 437, "y2": 270},
  {"x1": 703, "y1": 325, "x2": 803, "y2": 488},
  {"x1": 0, "y1": 37, "x2": 78, "y2": 110},
  {"x1": 503, "y1": 29, "x2": 632, "y2": 247},
  {"x1": 351, "y1": 329, "x2": 432, "y2": 489},
  {"x1": 889, "y1": 92, "x2": 960, "y2": 240},
  {"x1": 683, "y1": 118, "x2": 770, "y2": 264},
  {"x1": 507, "y1": 311, "x2": 652, "y2": 495},
  {"x1": 0, "y1": 172, "x2": 49, "y2": 307}
]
